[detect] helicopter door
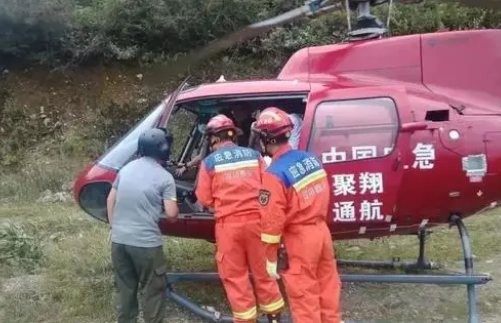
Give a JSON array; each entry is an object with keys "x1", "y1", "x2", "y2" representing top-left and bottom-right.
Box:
[{"x1": 301, "y1": 86, "x2": 417, "y2": 238}]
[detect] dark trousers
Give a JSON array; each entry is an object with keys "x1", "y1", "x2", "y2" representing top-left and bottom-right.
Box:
[{"x1": 111, "y1": 242, "x2": 168, "y2": 323}]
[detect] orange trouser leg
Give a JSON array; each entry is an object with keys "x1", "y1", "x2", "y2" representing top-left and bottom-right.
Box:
[
  {"x1": 280, "y1": 223, "x2": 342, "y2": 323},
  {"x1": 317, "y1": 223, "x2": 342, "y2": 323},
  {"x1": 215, "y1": 222, "x2": 257, "y2": 323},
  {"x1": 245, "y1": 219, "x2": 285, "y2": 315}
]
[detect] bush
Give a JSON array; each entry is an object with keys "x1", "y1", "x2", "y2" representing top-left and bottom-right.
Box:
[
  {"x1": 0, "y1": 0, "x2": 500, "y2": 65},
  {"x1": 0, "y1": 221, "x2": 45, "y2": 273}
]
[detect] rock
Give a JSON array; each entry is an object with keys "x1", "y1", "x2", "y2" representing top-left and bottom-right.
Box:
[
  {"x1": 49, "y1": 232, "x2": 64, "y2": 242},
  {"x1": 37, "y1": 191, "x2": 72, "y2": 203},
  {"x1": 136, "y1": 73, "x2": 143, "y2": 81},
  {"x1": 61, "y1": 181, "x2": 74, "y2": 192},
  {"x1": 2, "y1": 275, "x2": 41, "y2": 294},
  {"x1": 205, "y1": 306, "x2": 216, "y2": 313}
]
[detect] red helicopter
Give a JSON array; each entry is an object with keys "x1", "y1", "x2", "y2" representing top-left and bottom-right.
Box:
[{"x1": 73, "y1": 0, "x2": 499, "y2": 322}]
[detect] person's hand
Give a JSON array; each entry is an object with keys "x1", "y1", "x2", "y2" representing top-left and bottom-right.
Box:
[
  {"x1": 266, "y1": 260, "x2": 280, "y2": 279},
  {"x1": 175, "y1": 163, "x2": 187, "y2": 177}
]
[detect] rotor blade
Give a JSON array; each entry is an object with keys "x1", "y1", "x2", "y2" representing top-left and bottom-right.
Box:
[
  {"x1": 441, "y1": 0, "x2": 501, "y2": 10},
  {"x1": 394, "y1": 0, "x2": 501, "y2": 9},
  {"x1": 158, "y1": 75, "x2": 190, "y2": 128},
  {"x1": 159, "y1": 1, "x2": 343, "y2": 79}
]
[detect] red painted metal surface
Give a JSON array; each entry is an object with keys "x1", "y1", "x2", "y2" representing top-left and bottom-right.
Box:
[
  {"x1": 174, "y1": 80, "x2": 312, "y2": 103},
  {"x1": 73, "y1": 29, "x2": 501, "y2": 242}
]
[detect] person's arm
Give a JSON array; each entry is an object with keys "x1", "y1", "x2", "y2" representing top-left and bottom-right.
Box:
[
  {"x1": 175, "y1": 153, "x2": 203, "y2": 177},
  {"x1": 162, "y1": 176, "x2": 179, "y2": 222},
  {"x1": 195, "y1": 161, "x2": 215, "y2": 208},
  {"x1": 288, "y1": 113, "x2": 303, "y2": 149},
  {"x1": 106, "y1": 175, "x2": 120, "y2": 228},
  {"x1": 187, "y1": 154, "x2": 203, "y2": 168}
]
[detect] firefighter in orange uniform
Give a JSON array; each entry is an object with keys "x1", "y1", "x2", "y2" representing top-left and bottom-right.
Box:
[
  {"x1": 195, "y1": 114, "x2": 285, "y2": 323},
  {"x1": 252, "y1": 107, "x2": 343, "y2": 323}
]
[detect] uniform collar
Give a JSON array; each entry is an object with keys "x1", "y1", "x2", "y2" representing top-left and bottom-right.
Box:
[
  {"x1": 271, "y1": 143, "x2": 292, "y2": 162},
  {"x1": 215, "y1": 141, "x2": 235, "y2": 151}
]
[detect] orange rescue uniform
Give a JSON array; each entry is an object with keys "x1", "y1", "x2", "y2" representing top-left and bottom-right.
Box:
[
  {"x1": 259, "y1": 144, "x2": 342, "y2": 323},
  {"x1": 196, "y1": 141, "x2": 285, "y2": 322}
]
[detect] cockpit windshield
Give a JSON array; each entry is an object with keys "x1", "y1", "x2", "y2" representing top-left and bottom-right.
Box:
[{"x1": 97, "y1": 102, "x2": 165, "y2": 171}]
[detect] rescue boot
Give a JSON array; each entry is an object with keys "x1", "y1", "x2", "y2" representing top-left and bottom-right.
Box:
[{"x1": 267, "y1": 313, "x2": 281, "y2": 323}]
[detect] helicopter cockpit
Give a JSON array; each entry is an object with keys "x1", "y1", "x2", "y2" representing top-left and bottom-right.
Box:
[
  {"x1": 164, "y1": 93, "x2": 308, "y2": 214},
  {"x1": 94, "y1": 91, "x2": 309, "y2": 216}
]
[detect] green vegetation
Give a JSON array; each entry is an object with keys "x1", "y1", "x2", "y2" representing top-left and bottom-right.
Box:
[
  {"x1": 1, "y1": 202, "x2": 500, "y2": 323},
  {"x1": 1, "y1": 0, "x2": 500, "y2": 66},
  {"x1": 1, "y1": 0, "x2": 500, "y2": 179}
]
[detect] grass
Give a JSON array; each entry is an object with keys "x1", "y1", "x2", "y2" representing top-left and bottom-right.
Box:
[{"x1": 0, "y1": 200, "x2": 500, "y2": 323}]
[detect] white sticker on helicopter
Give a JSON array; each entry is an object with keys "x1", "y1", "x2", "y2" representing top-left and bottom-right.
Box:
[
  {"x1": 462, "y1": 154, "x2": 487, "y2": 177},
  {"x1": 352, "y1": 146, "x2": 377, "y2": 160},
  {"x1": 332, "y1": 174, "x2": 356, "y2": 196},
  {"x1": 359, "y1": 172, "x2": 383, "y2": 194},
  {"x1": 333, "y1": 200, "x2": 384, "y2": 222},
  {"x1": 412, "y1": 143, "x2": 435, "y2": 169},
  {"x1": 332, "y1": 172, "x2": 383, "y2": 196},
  {"x1": 321, "y1": 146, "x2": 393, "y2": 164},
  {"x1": 360, "y1": 199, "x2": 384, "y2": 221},
  {"x1": 322, "y1": 147, "x2": 347, "y2": 163},
  {"x1": 333, "y1": 201, "x2": 357, "y2": 222}
]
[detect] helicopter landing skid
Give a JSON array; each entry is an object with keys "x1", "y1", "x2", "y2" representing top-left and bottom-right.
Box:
[
  {"x1": 164, "y1": 216, "x2": 490, "y2": 323},
  {"x1": 336, "y1": 229, "x2": 442, "y2": 272}
]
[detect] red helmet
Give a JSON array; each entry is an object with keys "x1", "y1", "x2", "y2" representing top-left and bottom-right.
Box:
[
  {"x1": 252, "y1": 107, "x2": 293, "y2": 141},
  {"x1": 205, "y1": 114, "x2": 243, "y2": 137}
]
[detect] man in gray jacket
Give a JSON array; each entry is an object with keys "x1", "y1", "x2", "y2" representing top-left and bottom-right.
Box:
[{"x1": 106, "y1": 127, "x2": 178, "y2": 323}]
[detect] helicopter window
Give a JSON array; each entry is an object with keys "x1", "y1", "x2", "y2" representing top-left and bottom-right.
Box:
[
  {"x1": 165, "y1": 107, "x2": 198, "y2": 161},
  {"x1": 97, "y1": 102, "x2": 165, "y2": 171},
  {"x1": 307, "y1": 97, "x2": 399, "y2": 164}
]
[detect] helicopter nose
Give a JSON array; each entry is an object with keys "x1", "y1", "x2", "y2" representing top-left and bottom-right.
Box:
[{"x1": 73, "y1": 163, "x2": 116, "y2": 222}]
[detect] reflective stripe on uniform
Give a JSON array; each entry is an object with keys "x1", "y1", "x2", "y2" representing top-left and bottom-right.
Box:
[
  {"x1": 233, "y1": 306, "x2": 257, "y2": 320},
  {"x1": 259, "y1": 297, "x2": 285, "y2": 313},
  {"x1": 261, "y1": 233, "x2": 281, "y2": 244},
  {"x1": 214, "y1": 160, "x2": 259, "y2": 173},
  {"x1": 292, "y1": 169, "x2": 327, "y2": 192}
]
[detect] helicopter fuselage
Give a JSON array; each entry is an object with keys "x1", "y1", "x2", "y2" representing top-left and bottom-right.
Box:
[{"x1": 73, "y1": 29, "x2": 501, "y2": 241}]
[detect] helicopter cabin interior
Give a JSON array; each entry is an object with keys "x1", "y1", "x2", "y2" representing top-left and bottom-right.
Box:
[{"x1": 164, "y1": 93, "x2": 308, "y2": 215}]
